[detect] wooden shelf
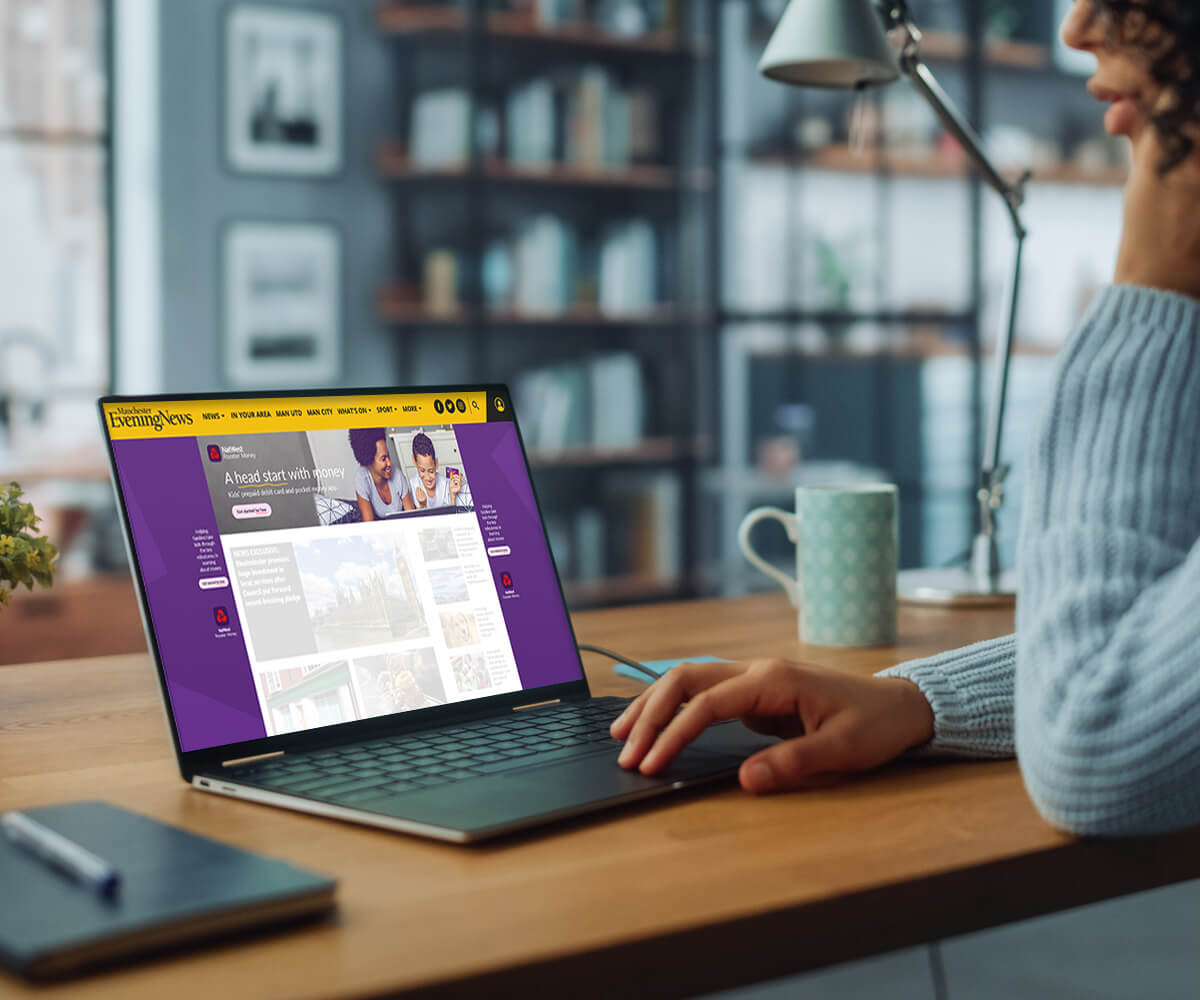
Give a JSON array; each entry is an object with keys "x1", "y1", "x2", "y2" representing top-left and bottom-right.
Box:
[
  {"x1": 377, "y1": 290, "x2": 700, "y2": 328},
  {"x1": 1029, "y1": 163, "x2": 1128, "y2": 187},
  {"x1": 377, "y1": 4, "x2": 694, "y2": 55},
  {"x1": 751, "y1": 145, "x2": 1127, "y2": 188},
  {"x1": 918, "y1": 30, "x2": 1052, "y2": 70},
  {"x1": 529, "y1": 437, "x2": 709, "y2": 469},
  {"x1": 377, "y1": 145, "x2": 694, "y2": 190}
]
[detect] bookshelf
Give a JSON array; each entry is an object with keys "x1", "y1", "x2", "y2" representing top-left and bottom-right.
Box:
[
  {"x1": 376, "y1": 1, "x2": 715, "y2": 609},
  {"x1": 376, "y1": 289, "x2": 697, "y2": 328},
  {"x1": 377, "y1": 4, "x2": 698, "y2": 55},
  {"x1": 749, "y1": 144, "x2": 1128, "y2": 188},
  {"x1": 377, "y1": 145, "x2": 684, "y2": 189}
]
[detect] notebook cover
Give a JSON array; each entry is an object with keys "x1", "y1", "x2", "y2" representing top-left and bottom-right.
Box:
[{"x1": 0, "y1": 801, "x2": 336, "y2": 980}]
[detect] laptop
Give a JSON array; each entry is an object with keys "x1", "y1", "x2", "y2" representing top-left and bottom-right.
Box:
[{"x1": 99, "y1": 385, "x2": 772, "y2": 843}]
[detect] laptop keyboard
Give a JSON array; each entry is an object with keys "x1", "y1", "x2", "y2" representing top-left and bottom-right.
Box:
[{"x1": 222, "y1": 697, "x2": 631, "y2": 806}]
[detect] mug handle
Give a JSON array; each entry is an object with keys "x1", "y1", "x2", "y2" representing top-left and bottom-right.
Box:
[{"x1": 737, "y1": 506, "x2": 800, "y2": 607}]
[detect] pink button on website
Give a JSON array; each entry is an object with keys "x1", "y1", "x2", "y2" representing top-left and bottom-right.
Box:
[
  {"x1": 233, "y1": 503, "x2": 272, "y2": 519},
  {"x1": 487, "y1": 545, "x2": 511, "y2": 557}
]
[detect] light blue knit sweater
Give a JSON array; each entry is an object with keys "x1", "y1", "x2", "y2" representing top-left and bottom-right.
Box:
[{"x1": 880, "y1": 285, "x2": 1200, "y2": 836}]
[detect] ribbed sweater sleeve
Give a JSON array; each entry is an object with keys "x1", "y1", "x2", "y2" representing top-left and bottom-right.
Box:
[{"x1": 881, "y1": 285, "x2": 1200, "y2": 835}]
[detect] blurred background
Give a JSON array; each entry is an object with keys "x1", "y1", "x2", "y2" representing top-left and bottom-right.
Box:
[{"x1": 0, "y1": 0, "x2": 1127, "y2": 661}]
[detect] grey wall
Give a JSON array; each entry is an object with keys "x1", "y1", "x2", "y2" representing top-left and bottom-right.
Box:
[{"x1": 157, "y1": 0, "x2": 396, "y2": 392}]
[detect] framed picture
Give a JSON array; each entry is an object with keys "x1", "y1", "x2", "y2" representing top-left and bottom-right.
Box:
[
  {"x1": 225, "y1": 5, "x2": 343, "y2": 175},
  {"x1": 223, "y1": 222, "x2": 341, "y2": 387}
]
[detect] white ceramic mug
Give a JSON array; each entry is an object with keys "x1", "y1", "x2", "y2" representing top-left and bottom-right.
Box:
[{"x1": 738, "y1": 484, "x2": 898, "y2": 647}]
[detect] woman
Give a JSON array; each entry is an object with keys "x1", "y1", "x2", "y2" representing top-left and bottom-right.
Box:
[
  {"x1": 350, "y1": 427, "x2": 415, "y2": 521},
  {"x1": 613, "y1": 0, "x2": 1200, "y2": 836}
]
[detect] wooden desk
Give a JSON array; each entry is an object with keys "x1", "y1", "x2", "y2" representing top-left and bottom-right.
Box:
[{"x1": 3, "y1": 594, "x2": 1199, "y2": 998}]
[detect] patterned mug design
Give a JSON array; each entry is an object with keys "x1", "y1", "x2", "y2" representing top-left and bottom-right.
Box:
[{"x1": 737, "y1": 485, "x2": 898, "y2": 647}]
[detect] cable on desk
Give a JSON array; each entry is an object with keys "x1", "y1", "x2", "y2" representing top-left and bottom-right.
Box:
[{"x1": 577, "y1": 643, "x2": 657, "y2": 684}]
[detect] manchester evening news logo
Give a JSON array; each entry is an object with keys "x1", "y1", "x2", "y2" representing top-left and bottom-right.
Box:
[{"x1": 107, "y1": 409, "x2": 195, "y2": 432}]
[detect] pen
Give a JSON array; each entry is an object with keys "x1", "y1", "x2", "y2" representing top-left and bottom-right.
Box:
[{"x1": 2, "y1": 811, "x2": 121, "y2": 897}]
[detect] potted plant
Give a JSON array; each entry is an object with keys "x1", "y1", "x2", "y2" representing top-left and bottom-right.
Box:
[{"x1": 0, "y1": 482, "x2": 58, "y2": 609}]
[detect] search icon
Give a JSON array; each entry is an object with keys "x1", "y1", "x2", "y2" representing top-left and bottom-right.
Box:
[{"x1": 471, "y1": 399, "x2": 480, "y2": 411}]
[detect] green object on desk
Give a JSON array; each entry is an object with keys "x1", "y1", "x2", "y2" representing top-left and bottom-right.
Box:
[
  {"x1": 613, "y1": 655, "x2": 733, "y2": 684},
  {"x1": 0, "y1": 801, "x2": 336, "y2": 980}
]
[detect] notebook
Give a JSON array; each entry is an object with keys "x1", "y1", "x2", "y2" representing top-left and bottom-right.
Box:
[
  {"x1": 99, "y1": 386, "x2": 773, "y2": 843},
  {"x1": 0, "y1": 801, "x2": 336, "y2": 980}
]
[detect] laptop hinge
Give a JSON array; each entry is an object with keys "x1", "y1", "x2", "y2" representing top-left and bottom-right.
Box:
[
  {"x1": 222, "y1": 751, "x2": 285, "y2": 768},
  {"x1": 512, "y1": 698, "x2": 561, "y2": 712}
]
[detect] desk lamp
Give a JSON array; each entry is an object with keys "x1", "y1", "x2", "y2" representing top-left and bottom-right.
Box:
[{"x1": 759, "y1": 0, "x2": 1027, "y2": 606}]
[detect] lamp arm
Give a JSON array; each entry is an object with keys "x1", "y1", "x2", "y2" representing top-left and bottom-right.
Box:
[
  {"x1": 903, "y1": 61, "x2": 1028, "y2": 239},
  {"x1": 874, "y1": 1, "x2": 1028, "y2": 239},
  {"x1": 873, "y1": 2, "x2": 1031, "y2": 583}
]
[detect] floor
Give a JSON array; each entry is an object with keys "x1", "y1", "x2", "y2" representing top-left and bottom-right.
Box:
[{"x1": 706, "y1": 878, "x2": 1200, "y2": 999}]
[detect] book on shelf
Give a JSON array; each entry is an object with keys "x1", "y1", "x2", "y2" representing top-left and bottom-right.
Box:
[
  {"x1": 502, "y1": 66, "x2": 657, "y2": 173},
  {"x1": 598, "y1": 219, "x2": 657, "y2": 314},
  {"x1": 563, "y1": 475, "x2": 681, "y2": 592},
  {"x1": 506, "y1": 78, "x2": 557, "y2": 166},
  {"x1": 628, "y1": 86, "x2": 659, "y2": 163},
  {"x1": 588, "y1": 352, "x2": 644, "y2": 449},
  {"x1": 513, "y1": 351, "x2": 646, "y2": 453},
  {"x1": 521, "y1": 0, "x2": 679, "y2": 35},
  {"x1": 513, "y1": 360, "x2": 589, "y2": 452},
  {"x1": 574, "y1": 506, "x2": 607, "y2": 582},
  {"x1": 514, "y1": 213, "x2": 578, "y2": 313},
  {"x1": 409, "y1": 88, "x2": 471, "y2": 166},
  {"x1": 423, "y1": 249, "x2": 461, "y2": 315}
]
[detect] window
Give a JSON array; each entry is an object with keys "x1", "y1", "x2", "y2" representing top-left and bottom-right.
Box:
[{"x1": 0, "y1": 0, "x2": 109, "y2": 446}]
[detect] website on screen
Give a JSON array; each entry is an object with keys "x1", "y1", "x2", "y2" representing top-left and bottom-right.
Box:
[{"x1": 103, "y1": 392, "x2": 581, "y2": 752}]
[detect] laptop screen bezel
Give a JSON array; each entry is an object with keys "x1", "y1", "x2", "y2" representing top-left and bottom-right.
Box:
[{"x1": 98, "y1": 383, "x2": 592, "y2": 778}]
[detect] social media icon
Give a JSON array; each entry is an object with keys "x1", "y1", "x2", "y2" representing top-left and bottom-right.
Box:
[
  {"x1": 433, "y1": 399, "x2": 445, "y2": 414},
  {"x1": 455, "y1": 398, "x2": 466, "y2": 413},
  {"x1": 444, "y1": 398, "x2": 455, "y2": 414},
  {"x1": 207, "y1": 445, "x2": 222, "y2": 462},
  {"x1": 493, "y1": 396, "x2": 506, "y2": 413},
  {"x1": 500, "y1": 572, "x2": 514, "y2": 589},
  {"x1": 213, "y1": 606, "x2": 230, "y2": 627}
]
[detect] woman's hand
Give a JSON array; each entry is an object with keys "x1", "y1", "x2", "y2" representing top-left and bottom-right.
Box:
[{"x1": 610, "y1": 659, "x2": 935, "y2": 794}]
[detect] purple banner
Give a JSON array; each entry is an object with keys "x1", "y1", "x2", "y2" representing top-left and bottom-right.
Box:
[
  {"x1": 111, "y1": 438, "x2": 266, "y2": 751},
  {"x1": 449, "y1": 423, "x2": 583, "y2": 690}
]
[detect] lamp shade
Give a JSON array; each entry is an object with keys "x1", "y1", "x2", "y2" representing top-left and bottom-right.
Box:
[{"x1": 758, "y1": 0, "x2": 900, "y2": 89}]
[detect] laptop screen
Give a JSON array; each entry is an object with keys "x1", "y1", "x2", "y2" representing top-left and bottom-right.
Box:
[{"x1": 101, "y1": 389, "x2": 582, "y2": 753}]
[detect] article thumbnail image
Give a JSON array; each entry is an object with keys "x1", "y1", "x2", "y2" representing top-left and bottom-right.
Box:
[
  {"x1": 393, "y1": 426, "x2": 472, "y2": 511},
  {"x1": 418, "y1": 526, "x2": 458, "y2": 562},
  {"x1": 439, "y1": 609, "x2": 481, "y2": 649},
  {"x1": 353, "y1": 649, "x2": 446, "y2": 717},
  {"x1": 451, "y1": 653, "x2": 491, "y2": 693},
  {"x1": 260, "y1": 660, "x2": 356, "y2": 735},
  {"x1": 293, "y1": 535, "x2": 429, "y2": 652},
  {"x1": 428, "y1": 566, "x2": 469, "y2": 605}
]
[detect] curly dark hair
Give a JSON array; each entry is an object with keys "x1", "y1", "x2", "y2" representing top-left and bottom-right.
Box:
[
  {"x1": 1091, "y1": 0, "x2": 1200, "y2": 173},
  {"x1": 348, "y1": 427, "x2": 387, "y2": 467},
  {"x1": 411, "y1": 432, "x2": 435, "y2": 461}
]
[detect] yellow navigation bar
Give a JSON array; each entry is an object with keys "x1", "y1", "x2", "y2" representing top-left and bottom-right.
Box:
[{"x1": 102, "y1": 392, "x2": 489, "y2": 440}]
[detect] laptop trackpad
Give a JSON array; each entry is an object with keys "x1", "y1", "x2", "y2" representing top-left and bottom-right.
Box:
[{"x1": 362, "y1": 747, "x2": 747, "y2": 837}]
